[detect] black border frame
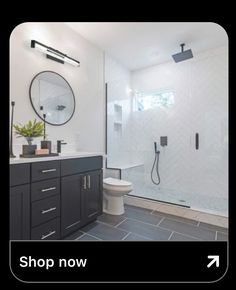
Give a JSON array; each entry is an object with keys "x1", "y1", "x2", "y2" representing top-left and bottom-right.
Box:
[{"x1": 29, "y1": 70, "x2": 76, "y2": 126}]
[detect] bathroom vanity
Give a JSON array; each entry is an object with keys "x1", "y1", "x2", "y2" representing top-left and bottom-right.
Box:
[{"x1": 10, "y1": 154, "x2": 103, "y2": 240}]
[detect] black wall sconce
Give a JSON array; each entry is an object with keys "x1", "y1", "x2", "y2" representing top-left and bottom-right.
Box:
[{"x1": 31, "y1": 40, "x2": 80, "y2": 67}]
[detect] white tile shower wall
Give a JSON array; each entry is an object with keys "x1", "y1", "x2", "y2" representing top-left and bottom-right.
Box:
[
  {"x1": 105, "y1": 53, "x2": 133, "y2": 167},
  {"x1": 104, "y1": 168, "x2": 121, "y2": 179},
  {"x1": 130, "y1": 46, "x2": 228, "y2": 216},
  {"x1": 10, "y1": 22, "x2": 105, "y2": 156}
]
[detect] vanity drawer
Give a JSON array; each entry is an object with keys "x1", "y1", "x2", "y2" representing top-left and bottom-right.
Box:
[
  {"x1": 61, "y1": 156, "x2": 103, "y2": 176},
  {"x1": 10, "y1": 163, "x2": 30, "y2": 186},
  {"x1": 31, "y1": 218, "x2": 60, "y2": 240},
  {"x1": 31, "y1": 195, "x2": 60, "y2": 227},
  {"x1": 31, "y1": 161, "x2": 60, "y2": 182},
  {"x1": 31, "y1": 178, "x2": 60, "y2": 202}
]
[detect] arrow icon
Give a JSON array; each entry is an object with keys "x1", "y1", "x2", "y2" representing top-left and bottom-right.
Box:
[{"x1": 207, "y1": 255, "x2": 219, "y2": 268}]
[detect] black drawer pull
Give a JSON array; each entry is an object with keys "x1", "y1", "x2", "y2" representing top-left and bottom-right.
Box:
[
  {"x1": 41, "y1": 187, "x2": 56, "y2": 192},
  {"x1": 41, "y1": 230, "x2": 56, "y2": 240},
  {"x1": 41, "y1": 207, "x2": 56, "y2": 214},
  {"x1": 41, "y1": 169, "x2": 57, "y2": 173},
  {"x1": 195, "y1": 133, "x2": 199, "y2": 150}
]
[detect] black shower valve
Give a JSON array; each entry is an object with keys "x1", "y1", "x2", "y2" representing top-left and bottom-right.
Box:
[{"x1": 160, "y1": 136, "x2": 168, "y2": 147}]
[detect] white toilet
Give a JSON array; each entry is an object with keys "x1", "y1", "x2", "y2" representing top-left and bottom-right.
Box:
[{"x1": 103, "y1": 177, "x2": 133, "y2": 215}]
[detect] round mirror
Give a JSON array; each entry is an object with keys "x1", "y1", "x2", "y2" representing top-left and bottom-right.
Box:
[{"x1": 29, "y1": 71, "x2": 76, "y2": 126}]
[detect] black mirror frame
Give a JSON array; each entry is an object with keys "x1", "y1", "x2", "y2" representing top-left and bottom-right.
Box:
[{"x1": 29, "y1": 70, "x2": 76, "y2": 126}]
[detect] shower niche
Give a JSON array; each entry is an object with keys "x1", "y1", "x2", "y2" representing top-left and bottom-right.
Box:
[{"x1": 114, "y1": 103, "x2": 122, "y2": 134}]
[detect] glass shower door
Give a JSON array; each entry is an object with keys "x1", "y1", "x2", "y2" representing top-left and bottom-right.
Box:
[
  {"x1": 125, "y1": 84, "x2": 194, "y2": 207},
  {"x1": 187, "y1": 53, "x2": 228, "y2": 216}
]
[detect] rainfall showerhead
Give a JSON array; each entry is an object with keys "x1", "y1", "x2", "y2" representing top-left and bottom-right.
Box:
[{"x1": 172, "y1": 43, "x2": 193, "y2": 63}]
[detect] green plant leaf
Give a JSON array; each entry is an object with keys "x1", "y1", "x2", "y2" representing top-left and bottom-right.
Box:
[{"x1": 13, "y1": 119, "x2": 44, "y2": 138}]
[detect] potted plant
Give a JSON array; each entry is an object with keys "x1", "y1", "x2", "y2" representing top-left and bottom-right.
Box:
[{"x1": 13, "y1": 119, "x2": 44, "y2": 155}]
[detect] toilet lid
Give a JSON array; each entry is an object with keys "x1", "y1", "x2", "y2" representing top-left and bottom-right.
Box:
[{"x1": 103, "y1": 177, "x2": 132, "y2": 187}]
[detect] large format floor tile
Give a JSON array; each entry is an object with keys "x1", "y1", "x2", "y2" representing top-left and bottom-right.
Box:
[
  {"x1": 97, "y1": 213, "x2": 126, "y2": 226},
  {"x1": 77, "y1": 234, "x2": 100, "y2": 241},
  {"x1": 169, "y1": 232, "x2": 200, "y2": 241},
  {"x1": 152, "y1": 210, "x2": 198, "y2": 225},
  {"x1": 124, "y1": 206, "x2": 163, "y2": 225},
  {"x1": 216, "y1": 232, "x2": 228, "y2": 241},
  {"x1": 64, "y1": 204, "x2": 228, "y2": 241},
  {"x1": 159, "y1": 218, "x2": 216, "y2": 240},
  {"x1": 117, "y1": 219, "x2": 172, "y2": 240},
  {"x1": 123, "y1": 232, "x2": 152, "y2": 241},
  {"x1": 80, "y1": 221, "x2": 128, "y2": 240},
  {"x1": 198, "y1": 222, "x2": 228, "y2": 234}
]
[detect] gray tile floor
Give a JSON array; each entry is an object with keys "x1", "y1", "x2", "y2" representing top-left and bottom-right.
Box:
[{"x1": 64, "y1": 205, "x2": 228, "y2": 241}]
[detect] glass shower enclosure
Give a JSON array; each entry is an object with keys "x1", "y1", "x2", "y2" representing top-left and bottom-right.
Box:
[{"x1": 105, "y1": 47, "x2": 228, "y2": 217}]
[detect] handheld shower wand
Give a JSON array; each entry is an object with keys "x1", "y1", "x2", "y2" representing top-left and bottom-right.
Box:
[
  {"x1": 151, "y1": 142, "x2": 161, "y2": 185},
  {"x1": 154, "y1": 141, "x2": 157, "y2": 153}
]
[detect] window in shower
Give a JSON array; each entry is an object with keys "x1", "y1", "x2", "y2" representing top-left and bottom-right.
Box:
[{"x1": 133, "y1": 90, "x2": 175, "y2": 111}]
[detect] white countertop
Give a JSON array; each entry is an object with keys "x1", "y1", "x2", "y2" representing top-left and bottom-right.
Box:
[{"x1": 10, "y1": 152, "x2": 106, "y2": 164}]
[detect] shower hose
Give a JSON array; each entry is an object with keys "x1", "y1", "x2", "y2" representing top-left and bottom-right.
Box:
[{"x1": 151, "y1": 151, "x2": 161, "y2": 185}]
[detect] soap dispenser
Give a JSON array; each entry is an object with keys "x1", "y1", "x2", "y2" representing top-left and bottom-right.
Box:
[{"x1": 40, "y1": 114, "x2": 52, "y2": 153}]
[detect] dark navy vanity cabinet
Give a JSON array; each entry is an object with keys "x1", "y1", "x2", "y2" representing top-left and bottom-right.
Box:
[
  {"x1": 10, "y1": 164, "x2": 30, "y2": 240},
  {"x1": 61, "y1": 157, "x2": 103, "y2": 237},
  {"x1": 30, "y1": 160, "x2": 61, "y2": 240},
  {"x1": 10, "y1": 156, "x2": 103, "y2": 240}
]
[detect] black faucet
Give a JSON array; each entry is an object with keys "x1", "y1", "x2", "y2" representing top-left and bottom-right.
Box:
[{"x1": 57, "y1": 140, "x2": 67, "y2": 153}]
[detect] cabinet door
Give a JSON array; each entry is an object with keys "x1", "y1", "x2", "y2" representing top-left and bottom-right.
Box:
[
  {"x1": 10, "y1": 184, "x2": 30, "y2": 240},
  {"x1": 82, "y1": 170, "x2": 103, "y2": 223},
  {"x1": 61, "y1": 174, "x2": 82, "y2": 237}
]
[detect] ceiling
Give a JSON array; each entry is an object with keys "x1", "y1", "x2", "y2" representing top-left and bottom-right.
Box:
[{"x1": 65, "y1": 22, "x2": 228, "y2": 71}]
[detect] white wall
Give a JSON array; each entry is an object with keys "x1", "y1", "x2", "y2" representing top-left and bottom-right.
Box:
[
  {"x1": 10, "y1": 22, "x2": 105, "y2": 155},
  {"x1": 105, "y1": 53, "x2": 132, "y2": 166}
]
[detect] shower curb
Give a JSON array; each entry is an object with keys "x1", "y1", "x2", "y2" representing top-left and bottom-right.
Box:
[{"x1": 124, "y1": 196, "x2": 228, "y2": 229}]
